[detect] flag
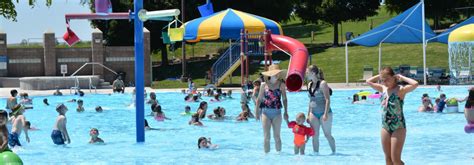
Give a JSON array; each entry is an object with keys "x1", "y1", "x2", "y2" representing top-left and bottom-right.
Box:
[
  {"x1": 63, "y1": 25, "x2": 80, "y2": 46},
  {"x1": 198, "y1": 2, "x2": 214, "y2": 17}
]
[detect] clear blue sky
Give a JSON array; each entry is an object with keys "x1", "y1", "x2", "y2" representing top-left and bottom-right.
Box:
[{"x1": 0, "y1": 0, "x2": 93, "y2": 44}]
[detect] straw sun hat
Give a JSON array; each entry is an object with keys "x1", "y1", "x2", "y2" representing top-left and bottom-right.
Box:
[{"x1": 261, "y1": 64, "x2": 286, "y2": 80}]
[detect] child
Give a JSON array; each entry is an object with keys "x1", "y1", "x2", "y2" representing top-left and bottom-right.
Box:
[
  {"x1": 196, "y1": 101, "x2": 208, "y2": 119},
  {"x1": 352, "y1": 94, "x2": 360, "y2": 104},
  {"x1": 227, "y1": 90, "x2": 233, "y2": 98},
  {"x1": 418, "y1": 97, "x2": 433, "y2": 112},
  {"x1": 89, "y1": 128, "x2": 104, "y2": 144},
  {"x1": 207, "y1": 107, "x2": 225, "y2": 120},
  {"x1": 77, "y1": 99, "x2": 85, "y2": 112},
  {"x1": 19, "y1": 93, "x2": 32, "y2": 105},
  {"x1": 52, "y1": 104, "x2": 70, "y2": 145},
  {"x1": 197, "y1": 137, "x2": 218, "y2": 149},
  {"x1": 0, "y1": 110, "x2": 9, "y2": 152},
  {"x1": 181, "y1": 106, "x2": 194, "y2": 116},
  {"x1": 25, "y1": 121, "x2": 39, "y2": 131},
  {"x1": 285, "y1": 113, "x2": 314, "y2": 155},
  {"x1": 146, "y1": 92, "x2": 159, "y2": 105},
  {"x1": 210, "y1": 94, "x2": 221, "y2": 102},
  {"x1": 434, "y1": 98, "x2": 441, "y2": 112},
  {"x1": 53, "y1": 88, "x2": 63, "y2": 96},
  {"x1": 153, "y1": 105, "x2": 170, "y2": 121},
  {"x1": 236, "y1": 111, "x2": 249, "y2": 121},
  {"x1": 43, "y1": 98, "x2": 50, "y2": 106},
  {"x1": 435, "y1": 94, "x2": 447, "y2": 113},
  {"x1": 189, "y1": 113, "x2": 203, "y2": 126},
  {"x1": 6, "y1": 89, "x2": 18, "y2": 110},
  {"x1": 9, "y1": 104, "x2": 30, "y2": 148},
  {"x1": 95, "y1": 106, "x2": 103, "y2": 113},
  {"x1": 240, "y1": 103, "x2": 255, "y2": 118}
]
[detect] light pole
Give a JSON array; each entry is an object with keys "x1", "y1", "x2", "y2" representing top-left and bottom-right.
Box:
[{"x1": 181, "y1": 0, "x2": 187, "y2": 81}]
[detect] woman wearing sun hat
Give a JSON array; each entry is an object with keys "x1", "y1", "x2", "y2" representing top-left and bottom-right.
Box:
[{"x1": 255, "y1": 64, "x2": 288, "y2": 153}]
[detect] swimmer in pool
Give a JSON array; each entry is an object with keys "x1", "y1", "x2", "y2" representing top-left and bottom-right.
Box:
[
  {"x1": 89, "y1": 128, "x2": 104, "y2": 144},
  {"x1": 95, "y1": 106, "x2": 103, "y2": 113},
  {"x1": 43, "y1": 98, "x2": 50, "y2": 106},
  {"x1": 207, "y1": 107, "x2": 225, "y2": 120},
  {"x1": 189, "y1": 113, "x2": 203, "y2": 126},
  {"x1": 77, "y1": 99, "x2": 85, "y2": 112},
  {"x1": 6, "y1": 89, "x2": 18, "y2": 111},
  {"x1": 25, "y1": 121, "x2": 39, "y2": 131},
  {"x1": 198, "y1": 137, "x2": 218, "y2": 149},
  {"x1": 153, "y1": 105, "x2": 170, "y2": 121}
]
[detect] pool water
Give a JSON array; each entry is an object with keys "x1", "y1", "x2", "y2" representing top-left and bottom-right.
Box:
[{"x1": 1, "y1": 86, "x2": 473, "y2": 164}]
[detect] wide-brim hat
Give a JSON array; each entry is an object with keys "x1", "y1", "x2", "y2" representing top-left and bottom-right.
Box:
[{"x1": 261, "y1": 64, "x2": 286, "y2": 80}]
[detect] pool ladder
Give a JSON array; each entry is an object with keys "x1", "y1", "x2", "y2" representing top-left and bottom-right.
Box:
[{"x1": 70, "y1": 77, "x2": 97, "y2": 94}]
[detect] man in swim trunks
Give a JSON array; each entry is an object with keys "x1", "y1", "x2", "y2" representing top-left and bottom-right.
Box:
[
  {"x1": 9, "y1": 104, "x2": 30, "y2": 148},
  {"x1": 112, "y1": 76, "x2": 125, "y2": 93},
  {"x1": 51, "y1": 104, "x2": 70, "y2": 145}
]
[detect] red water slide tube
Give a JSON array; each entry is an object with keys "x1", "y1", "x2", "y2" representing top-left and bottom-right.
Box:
[{"x1": 267, "y1": 34, "x2": 309, "y2": 92}]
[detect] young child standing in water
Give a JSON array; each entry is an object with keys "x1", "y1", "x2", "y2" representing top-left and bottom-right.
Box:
[
  {"x1": 51, "y1": 104, "x2": 70, "y2": 145},
  {"x1": 285, "y1": 112, "x2": 314, "y2": 155}
]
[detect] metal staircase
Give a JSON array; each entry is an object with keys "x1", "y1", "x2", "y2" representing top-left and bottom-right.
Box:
[{"x1": 211, "y1": 41, "x2": 242, "y2": 86}]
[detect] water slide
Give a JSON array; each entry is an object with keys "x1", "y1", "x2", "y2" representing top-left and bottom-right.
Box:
[{"x1": 266, "y1": 34, "x2": 309, "y2": 92}]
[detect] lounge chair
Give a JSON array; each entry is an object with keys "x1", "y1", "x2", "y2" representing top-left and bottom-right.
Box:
[
  {"x1": 399, "y1": 64, "x2": 411, "y2": 78},
  {"x1": 409, "y1": 66, "x2": 418, "y2": 79},
  {"x1": 415, "y1": 68, "x2": 425, "y2": 83},
  {"x1": 357, "y1": 67, "x2": 373, "y2": 86},
  {"x1": 429, "y1": 68, "x2": 444, "y2": 84},
  {"x1": 458, "y1": 67, "x2": 471, "y2": 84}
]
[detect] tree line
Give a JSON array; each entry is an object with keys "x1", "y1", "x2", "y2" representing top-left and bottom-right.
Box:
[{"x1": 1, "y1": 0, "x2": 472, "y2": 65}]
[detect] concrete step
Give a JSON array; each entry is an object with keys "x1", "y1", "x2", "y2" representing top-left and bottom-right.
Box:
[
  {"x1": 99, "y1": 79, "x2": 105, "y2": 83},
  {"x1": 0, "y1": 77, "x2": 20, "y2": 87}
]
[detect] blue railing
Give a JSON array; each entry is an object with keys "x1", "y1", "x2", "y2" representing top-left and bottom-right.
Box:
[{"x1": 211, "y1": 42, "x2": 241, "y2": 84}]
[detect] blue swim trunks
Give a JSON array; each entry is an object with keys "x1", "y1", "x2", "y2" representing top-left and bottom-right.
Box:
[
  {"x1": 51, "y1": 130, "x2": 65, "y2": 145},
  {"x1": 8, "y1": 132, "x2": 21, "y2": 147}
]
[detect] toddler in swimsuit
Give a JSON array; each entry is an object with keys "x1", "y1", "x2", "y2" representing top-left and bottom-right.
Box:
[{"x1": 285, "y1": 112, "x2": 314, "y2": 155}]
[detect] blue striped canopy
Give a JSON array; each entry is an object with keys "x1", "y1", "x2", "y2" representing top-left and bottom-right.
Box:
[{"x1": 183, "y1": 8, "x2": 282, "y2": 42}]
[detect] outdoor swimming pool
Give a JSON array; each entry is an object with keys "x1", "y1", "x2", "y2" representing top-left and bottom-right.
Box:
[{"x1": 0, "y1": 86, "x2": 472, "y2": 164}]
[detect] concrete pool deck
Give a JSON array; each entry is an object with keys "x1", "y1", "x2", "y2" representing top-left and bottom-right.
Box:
[{"x1": 0, "y1": 83, "x2": 458, "y2": 98}]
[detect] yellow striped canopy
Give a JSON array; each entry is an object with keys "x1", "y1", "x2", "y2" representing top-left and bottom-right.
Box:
[{"x1": 183, "y1": 8, "x2": 282, "y2": 42}]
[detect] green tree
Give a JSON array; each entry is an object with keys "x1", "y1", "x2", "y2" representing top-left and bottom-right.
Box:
[
  {"x1": 294, "y1": 0, "x2": 380, "y2": 46},
  {"x1": 1, "y1": 0, "x2": 52, "y2": 21},
  {"x1": 385, "y1": 0, "x2": 473, "y2": 29}
]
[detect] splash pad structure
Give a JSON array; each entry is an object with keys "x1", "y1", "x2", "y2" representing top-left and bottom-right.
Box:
[
  {"x1": 448, "y1": 24, "x2": 473, "y2": 84},
  {"x1": 64, "y1": 0, "x2": 179, "y2": 142}
]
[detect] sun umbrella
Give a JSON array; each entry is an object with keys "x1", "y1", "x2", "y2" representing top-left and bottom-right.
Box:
[{"x1": 183, "y1": 8, "x2": 282, "y2": 42}]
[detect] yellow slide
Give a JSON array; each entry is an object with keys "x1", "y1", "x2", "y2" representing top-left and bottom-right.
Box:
[{"x1": 215, "y1": 56, "x2": 246, "y2": 86}]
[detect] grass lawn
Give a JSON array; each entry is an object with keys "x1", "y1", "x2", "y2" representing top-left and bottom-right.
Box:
[{"x1": 152, "y1": 7, "x2": 450, "y2": 89}]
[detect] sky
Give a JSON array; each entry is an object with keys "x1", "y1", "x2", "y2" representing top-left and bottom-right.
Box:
[{"x1": 0, "y1": 0, "x2": 93, "y2": 44}]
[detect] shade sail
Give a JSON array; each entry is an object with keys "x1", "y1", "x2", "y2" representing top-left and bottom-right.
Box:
[{"x1": 350, "y1": 2, "x2": 436, "y2": 47}]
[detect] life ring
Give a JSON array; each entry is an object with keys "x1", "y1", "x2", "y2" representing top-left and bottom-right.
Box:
[
  {"x1": 0, "y1": 150, "x2": 23, "y2": 164},
  {"x1": 368, "y1": 94, "x2": 382, "y2": 99},
  {"x1": 356, "y1": 91, "x2": 372, "y2": 97}
]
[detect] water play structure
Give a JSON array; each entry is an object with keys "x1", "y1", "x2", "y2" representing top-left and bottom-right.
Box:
[
  {"x1": 182, "y1": 8, "x2": 308, "y2": 91},
  {"x1": 64, "y1": 0, "x2": 179, "y2": 142},
  {"x1": 447, "y1": 24, "x2": 473, "y2": 84}
]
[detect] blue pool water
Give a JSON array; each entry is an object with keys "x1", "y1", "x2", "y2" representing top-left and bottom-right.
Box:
[{"x1": 0, "y1": 86, "x2": 473, "y2": 164}]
